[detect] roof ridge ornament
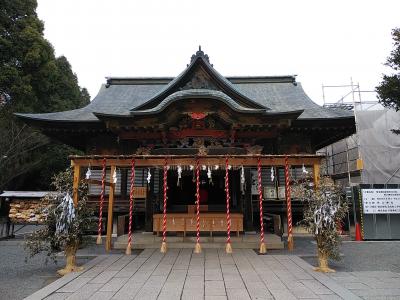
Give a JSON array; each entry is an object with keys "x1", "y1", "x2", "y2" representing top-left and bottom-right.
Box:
[{"x1": 189, "y1": 45, "x2": 212, "y2": 66}]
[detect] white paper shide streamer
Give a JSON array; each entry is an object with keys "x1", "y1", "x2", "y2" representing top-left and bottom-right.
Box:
[
  {"x1": 112, "y1": 168, "x2": 118, "y2": 184},
  {"x1": 270, "y1": 167, "x2": 275, "y2": 182},
  {"x1": 302, "y1": 164, "x2": 309, "y2": 174},
  {"x1": 85, "y1": 166, "x2": 91, "y2": 179},
  {"x1": 313, "y1": 193, "x2": 339, "y2": 235},
  {"x1": 56, "y1": 192, "x2": 76, "y2": 235},
  {"x1": 177, "y1": 165, "x2": 182, "y2": 186},
  {"x1": 147, "y1": 168, "x2": 151, "y2": 184},
  {"x1": 207, "y1": 166, "x2": 212, "y2": 184}
]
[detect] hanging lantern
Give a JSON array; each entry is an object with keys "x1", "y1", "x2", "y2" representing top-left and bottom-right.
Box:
[
  {"x1": 126, "y1": 158, "x2": 135, "y2": 255},
  {"x1": 160, "y1": 158, "x2": 168, "y2": 253},
  {"x1": 225, "y1": 157, "x2": 232, "y2": 253},
  {"x1": 202, "y1": 165, "x2": 207, "y2": 171},
  {"x1": 189, "y1": 165, "x2": 194, "y2": 170},
  {"x1": 257, "y1": 157, "x2": 267, "y2": 254},
  {"x1": 85, "y1": 165, "x2": 92, "y2": 180},
  {"x1": 214, "y1": 165, "x2": 219, "y2": 170},
  {"x1": 96, "y1": 158, "x2": 106, "y2": 245}
]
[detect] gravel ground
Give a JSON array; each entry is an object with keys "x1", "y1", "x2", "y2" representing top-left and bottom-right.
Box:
[
  {"x1": 271, "y1": 236, "x2": 400, "y2": 273},
  {"x1": 0, "y1": 240, "x2": 88, "y2": 300}
]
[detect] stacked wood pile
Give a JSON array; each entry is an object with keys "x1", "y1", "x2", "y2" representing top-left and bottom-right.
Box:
[{"x1": 8, "y1": 199, "x2": 49, "y2": 224}]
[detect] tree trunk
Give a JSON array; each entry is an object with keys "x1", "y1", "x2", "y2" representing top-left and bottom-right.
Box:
[
  {"x1": 314, "y1": 248, "x2": 335, "y2": 273},
  {"x1": 57, "y1": 243, "x2": 83, "y2": 275}
]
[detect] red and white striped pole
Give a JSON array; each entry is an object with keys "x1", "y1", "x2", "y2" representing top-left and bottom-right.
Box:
[
  {"x1": 284, "y1": 156, "x2": 294, "y2": 251},
  {"x1": 194, "y1": 158, "x2": 202, "y2": 253},
  {"x1": 225, "y1": 157, "x2": 232, "y2": 253},
  {"x1": 257, "y1": 157, "x2": 267, "y2": 253},
  {"x1": 160, "y1": 158, "x2": 168, "y2": 253},
  {"x1": 126, "y1": 158, "x2": 135, "y2": 255},
  {"x1": 96, "y1": 158, "x2": 106, "y2": 245}
]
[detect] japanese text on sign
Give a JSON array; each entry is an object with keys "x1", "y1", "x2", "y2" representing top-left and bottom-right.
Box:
[{"x1": 362, "y1": 189, "x2": 400, "y2": 214}]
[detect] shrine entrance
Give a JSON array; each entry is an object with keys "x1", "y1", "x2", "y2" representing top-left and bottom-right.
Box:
[{"x1": 167, "y1": 169, "x2": 237, "y2": 213}]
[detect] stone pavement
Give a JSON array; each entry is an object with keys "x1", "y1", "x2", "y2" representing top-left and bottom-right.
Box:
[{"x1": 24, "y1": 248, "x2": 400, "y2": 300}]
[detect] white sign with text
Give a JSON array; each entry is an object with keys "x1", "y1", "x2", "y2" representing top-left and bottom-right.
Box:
[{"x1": 362, "y1": 189, "x2": 400, "y2": 214}]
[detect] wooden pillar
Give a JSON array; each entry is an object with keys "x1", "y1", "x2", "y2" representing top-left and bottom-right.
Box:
[
  {"x1": 72, "y1": 164, "x2": 80, "y2": 208},
  {"x1": 106, "y1": 165, "x2": 116, "y2": 252},
  {"x1": 313, "y1": 162, "x2": 320, "y2": 187},
  {"x1": 145, "y1": 168, "x2": 155, "y2": 232},
  {"x1": 244, "y1": 168, "x2": 254, "y2": 231}
]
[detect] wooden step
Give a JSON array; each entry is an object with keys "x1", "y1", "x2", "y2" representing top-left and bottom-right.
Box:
[{"x1": 113, "y1": 232, "x2": 284, "y2": 250}]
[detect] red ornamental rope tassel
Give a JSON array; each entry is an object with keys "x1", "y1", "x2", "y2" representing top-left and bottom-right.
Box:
[
  {"x1": 285, "y1": 156, "x2": 294, "y2": 251},
  {"x1": 225, "y1": 157, "x2": 232, "y2": 253},
  {"x1": 257, "y1": 157, "x2": 267, "y2": 254},
  {"x1": 96, "y1": 158, "x2": 106, "y2": 245},
  {"x1": 194, "y1": 158, "x2": 202, "y2": 253},
  {"x1": 126, "y1": 158, "x2": 135, "y2": 255},
  {"x1": 160, "y1": 158, "x2": 168, "y2": 253}
]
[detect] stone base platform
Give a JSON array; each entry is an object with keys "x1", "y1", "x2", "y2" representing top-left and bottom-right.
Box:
[{"x1": 114, "y1": 232, "x2": 284, "y2": 250}]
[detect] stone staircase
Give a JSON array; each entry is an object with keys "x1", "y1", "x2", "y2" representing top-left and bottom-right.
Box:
[{"x1": 114, "y1": 232, "x2": 284, "y2": 249}]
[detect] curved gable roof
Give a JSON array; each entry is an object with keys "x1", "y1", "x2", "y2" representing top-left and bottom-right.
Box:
[
  {"x1": 131, "y1": 47, "x2": 267, "y2": 112},
  {"x1": 15, "y1": 47, "x2": 354, "y2": 124}
]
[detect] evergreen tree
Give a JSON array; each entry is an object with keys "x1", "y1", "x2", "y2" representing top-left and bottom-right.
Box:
[
  {"x1": 376, "y1": 28, "x2": 400, "y2": 133},
  {"x1": 0, "y1": 0, "x2": 90, "y2": 190}
]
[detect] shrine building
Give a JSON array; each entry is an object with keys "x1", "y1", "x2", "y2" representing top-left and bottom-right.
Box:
[{"x1": 17, "y1": 47, "x2": 355, "y2": 253}]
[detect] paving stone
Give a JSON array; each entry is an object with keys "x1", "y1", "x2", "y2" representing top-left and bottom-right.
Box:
[
  {"x1": 134, "y1": 275, "x2": 167, "y2": 299},
  {"x1": 317, "y1": 295, "x2": 343, "y2": 300},
  {"x1": 289, "y1": 256, "x2": 361, "y2": 300},
  {"x1": 269, "y1": 289, "x2": 297, "y2": 300},
  {"x1": 184, "y1": 275, "x2": 204, "y2": 289},
  {"x1": 205, "y1": 280, "x2": 226, "y2": 296},
  {"x1": 58, "y1": 276, "x2": 92, "y2": 293},
  {"x1": 300, "y1": 280, "x2": 333, "y2": 295},
  {"x1": 245, "y1": 281, "x2": 273, "y2": 299},
  {"x1": 111, "y1": 281, "x2": 143, "y2": 300},
  {"x1": 341, "y1": 282, "x2": 370, "y2": 290},
  {"x1": 224, "y1": 279, "x2": 245, "y2": 289},
  {"x1": 66, "y1": 283, "x2": 103, "y2": 300},
  {"x1": 353, "y1": 288, "x2": 400, "y2": 297},
  {"x1": 100, "y1": 277, "x2": 129, "y2": 292},
  {"x1": 181, "y1": 288, "x2": 204, "y2": 299},
  {"x1": 167, "y1": 269, "x2": 188, "y2": 281},
  {"x1": 226, "y1": 288, "x2": 251, "y2": 299},
  {"x1": 26, "y1": 251, "x2": 380, "y2": 300},
  {"x1": 88, "y1": 291, "x2": 115, "y2": 300},
  {"x1": 45, "y1": 292, "x2": 72, "y2": 299},
  {"x1": 89, "y1": 271, "x2": 118, "y2": 284},
  {"x1": 205, "y1": 296, "x2": 228, "y2": 300}
]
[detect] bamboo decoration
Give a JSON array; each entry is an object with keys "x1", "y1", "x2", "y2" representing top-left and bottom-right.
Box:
[
  {"x1": 257, "y1": 157, "x2": 267, "y2": 254},
  {"x1": 285, "y1": 156, "x2": 294, "y2": 250},
  {"x1": 96, "y1": 158, "x2": 106, "y2": 245},
  {"x1": 225, "y1": 157, "x2": 232, "y2": 253},
  {"x1": 160, "y1": 158, "x2": 168, "y2": 253},
  {"x1": 194, "y1": 158, "x2": 202, "y2": 253},
  {"x1": 126, "y1": 158, "x2": 135, "y2": 255}
]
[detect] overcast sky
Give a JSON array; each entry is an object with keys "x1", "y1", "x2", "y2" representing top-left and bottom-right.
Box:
[{"x1": 37, "y1": 0, "x2": 399, "y2": 105}]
